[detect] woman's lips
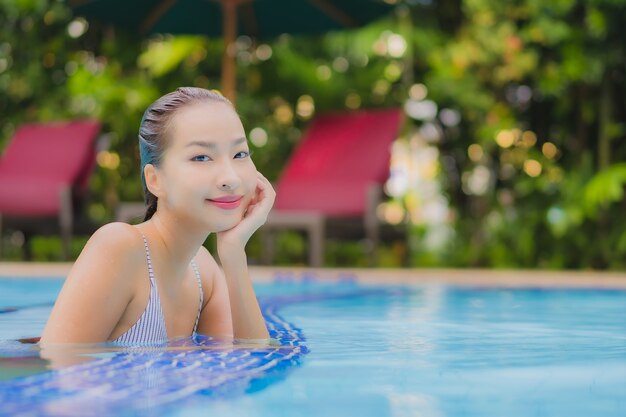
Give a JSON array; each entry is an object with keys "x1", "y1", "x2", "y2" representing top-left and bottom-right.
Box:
[{"x1": 207, "y1": 195, "x2": 243, "y2": 210}]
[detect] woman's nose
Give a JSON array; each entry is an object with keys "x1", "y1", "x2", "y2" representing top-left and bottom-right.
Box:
[{"x1": 216, "y1": 161, "x2": 241, "y2": 191}]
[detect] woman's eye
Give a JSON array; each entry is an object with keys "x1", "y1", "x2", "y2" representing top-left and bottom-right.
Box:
[
  {"x1": 192, "y1": 155, "x2": 211, "y2": 162},
  {"x1": 234, "y1": 151, "x2": 251, "y2": 159}
]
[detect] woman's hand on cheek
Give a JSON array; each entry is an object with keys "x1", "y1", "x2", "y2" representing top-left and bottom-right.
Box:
[{"x1": 217, "y1": 171, "x2": 275, "y2": 257}]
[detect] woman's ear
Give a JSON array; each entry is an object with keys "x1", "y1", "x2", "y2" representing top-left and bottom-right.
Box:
[{"x1": 144, "y1": 164, "x2": 164, "y2": 198}]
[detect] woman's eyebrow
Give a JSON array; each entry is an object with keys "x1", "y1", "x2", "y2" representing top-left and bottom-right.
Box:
[{"x1": 185, "y1": 137, "x2": 247, "y2": 149}]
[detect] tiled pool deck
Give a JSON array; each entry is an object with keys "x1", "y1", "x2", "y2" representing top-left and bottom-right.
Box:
[{"x1": 1, "y1": 262, "x2": 625, "y2": 289}]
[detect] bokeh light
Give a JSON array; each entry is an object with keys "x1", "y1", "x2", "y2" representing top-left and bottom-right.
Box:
[
  {"x1": 409, "y1": 83, "x2": 428, "y2": 100},
  {"x1": 521, "y1": 130, "x2": 537, "y2": 147},
  {"x1": 249, "y1": 127, "x2": 268, "y2": 148},
  {"x1": 296, "y1": 95, "x2": 315, "y2": 119},
  {"x1": 255, "y1": 44, "x2": 272, "y2": 61},
  {"x1": 387, "y1": 34, "x2": 407, "y2": 58},
  {"x1": 542, "y1": 142, "x2": 558, "y2": 159},
  {"x1": 384, "y1": 62, "x2": 403, "y2": 81},
  {"x1": 376, "y1": 202, "x2": 405, "y2": 225},
  {"x1": 468, "y1": 144, "x2": 484, "y2": 162},
  {"x1": 495, "y1": 130, "x2": 515, "y2": 148},
  {"x1": 462, "y1": 165, "x2": 492, "y2": 195},
  {"x1": 345, "y1": 93, "x2": 361, "y2": 109},
  {"x1": 440, "y1": 108, "x2": 461, "y2": 127},
  {"x1": 332, "y1": 56, "x2": 349, "y2": 73},
  {"x1": 316, "y1": 65, "x2": 331, "y2": 80},
  {"x1": 274, "y1": 104, "x2": 293, "y2": 124},
  {"x1": 96, "y1": 151, "x2": 120, "y2": 170},
  {"x1": 373, "y1": 79, "x2": 391, "y2": 96},
  {"x1": 67, "y1": 18, "x2": 88, "y2": 38},
  {"x1": 404, "y1": 99, "x2": 438, "y2": 121},
  {"x1": 523, "y1": 159, "x2": 542, "y2": 177}
]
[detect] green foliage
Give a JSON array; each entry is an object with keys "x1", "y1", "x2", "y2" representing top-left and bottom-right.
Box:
[
  {"x1": 1, "y1": 0, "x2": 625, "y2": 269},
  {"x1": 584, "y1": 163, "x2": 626, "y2": 216},
  {"x1": 138, "y1": 37, "x2": 206, "y2": 77},
  {"x1": 407, "y1": 0, "x2": 626, "y2": 269}
]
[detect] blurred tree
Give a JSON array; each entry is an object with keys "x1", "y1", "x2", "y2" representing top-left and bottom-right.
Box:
[
  {"x1": 410, "y1": 0, "x2": 626, "y2": 268},
  {"x1": 0, "y1": 0, "x2": 624, "y2": 268}
]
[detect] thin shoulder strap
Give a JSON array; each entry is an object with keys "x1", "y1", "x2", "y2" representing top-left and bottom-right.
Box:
[
  {"x1": 139, "y1": 230, "x2": 202, "y2": 336},
  {"x1": 139, "y1": 232, "x2": 157, "y2": 286},
  {"x1": 190, "y1": 259, "x2": 204, "y2": 334}
]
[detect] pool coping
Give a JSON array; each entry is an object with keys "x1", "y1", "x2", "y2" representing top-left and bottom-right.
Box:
[{"x1": 1, "y1": 262, "x2": 625, "y2": 289}]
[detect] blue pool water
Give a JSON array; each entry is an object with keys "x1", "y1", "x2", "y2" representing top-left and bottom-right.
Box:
[{"x1": 0, "y1": 274, "x2": 625, "y2": 417}]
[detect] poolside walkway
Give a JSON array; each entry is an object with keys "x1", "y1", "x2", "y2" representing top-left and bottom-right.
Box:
[{"x1": 1, "y1": 262, "x2": 625, "y2": 289}]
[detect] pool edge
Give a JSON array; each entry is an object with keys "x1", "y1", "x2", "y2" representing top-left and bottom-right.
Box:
[{"x1": 1, "y1": 262, "x2": 625, "y2": 289}]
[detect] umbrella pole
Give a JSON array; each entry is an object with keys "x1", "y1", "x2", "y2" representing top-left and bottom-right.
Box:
[{"x1": 221, "y1": 0, "x2": 237, "y2": 103}]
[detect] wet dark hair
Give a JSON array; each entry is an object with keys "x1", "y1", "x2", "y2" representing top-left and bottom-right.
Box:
[{"x1": 138, "y1": 87, "x2": 233, "y2": 221}]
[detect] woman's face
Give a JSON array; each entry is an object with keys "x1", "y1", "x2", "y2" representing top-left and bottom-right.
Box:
[{"x1": 156, "y1": 101, "x2": 257, "y2": 232}]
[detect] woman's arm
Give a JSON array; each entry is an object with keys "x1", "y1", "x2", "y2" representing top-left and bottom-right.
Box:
[
  {"x1": 195, "y1": 246, "x2": 234, "y2": 338},
  {"x1": 218, "y1": 246, "x2": 269, "y2": 340},
  {"x1": 39, "y1": 222, "x2": 142, "y2": 345},
  {"x1": 215, "y1": 172, "x2": 275, "y2": 340}
]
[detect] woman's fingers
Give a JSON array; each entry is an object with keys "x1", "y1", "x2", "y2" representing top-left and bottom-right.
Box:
[
  {"x1": 218, "y1": 172, "x2": 274, "y2": 245},
  {"x1": 256, "y1": 172, "x2": 275, "y2": 197},
  {"x1": 246, "y1": 173, "x2": 274, "y2": 222}
]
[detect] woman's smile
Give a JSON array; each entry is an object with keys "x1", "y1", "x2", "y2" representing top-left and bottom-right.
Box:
[{"x1": 206, "y1": 195, "x2": 243, "y2": 210}]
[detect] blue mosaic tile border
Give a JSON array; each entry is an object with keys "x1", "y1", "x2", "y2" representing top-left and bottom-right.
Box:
[{"x1": 0, "y1": 292, "x2": 311, "y2": 417}]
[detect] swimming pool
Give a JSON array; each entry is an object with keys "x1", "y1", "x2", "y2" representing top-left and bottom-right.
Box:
[{"x1": 0, "y1": 271, "x2": 625, "y2": 417}]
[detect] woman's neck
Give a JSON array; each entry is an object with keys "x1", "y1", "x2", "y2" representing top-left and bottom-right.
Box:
[{"x1": 139, "y1": 211, "x2": 210, "y2": 281}]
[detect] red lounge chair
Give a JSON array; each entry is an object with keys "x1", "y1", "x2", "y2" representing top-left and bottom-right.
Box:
[
  {"x1": 262, "y1": 108, "x2": 404, "y2": 266},
  {"x1": 0, "y1": 120, "x2": 102, "y2": 260}
]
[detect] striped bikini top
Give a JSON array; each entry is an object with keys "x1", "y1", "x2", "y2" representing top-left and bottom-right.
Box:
[{"x1": 112, "y1": 232, "x2": 204, "y2": 345}]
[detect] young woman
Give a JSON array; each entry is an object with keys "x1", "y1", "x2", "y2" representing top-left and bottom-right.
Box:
[{"x1": 40, "y1": 87, "x2": 272, "y2": 345}]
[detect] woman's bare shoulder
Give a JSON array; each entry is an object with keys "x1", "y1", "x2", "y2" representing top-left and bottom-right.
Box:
[
  {"x1": 194, "y1": 245, "x2": 221, "y2": 280},
  {"x1": 40, "y1": 223, "x2": 146, "y2": 343},
  {"x1": 70, "y1": 222, "x2": 146, "y2": 280},
  {"x1": 84, "y1": 222, "x2": 145, "y2": 256},
  {"x1": 88, "y1": 222, "x2": 143, "y2": 249}
]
